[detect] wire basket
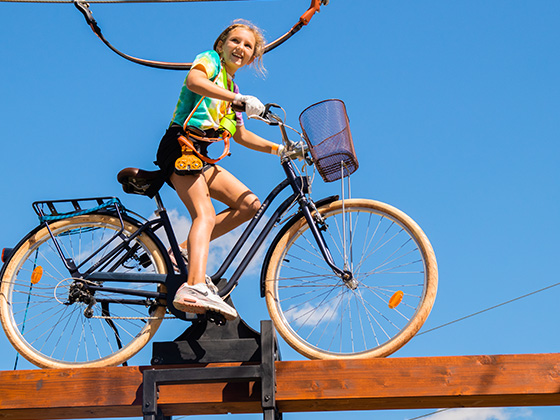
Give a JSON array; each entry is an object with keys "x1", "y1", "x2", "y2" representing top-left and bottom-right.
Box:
[{"x1": 299, "y1": 99, "x2": 359, "y2": 183}]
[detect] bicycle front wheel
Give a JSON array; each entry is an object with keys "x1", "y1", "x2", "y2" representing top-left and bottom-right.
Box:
[
  {"x1": 0, "y1": 213, "x2": 168, "y2": 368},
  {"x1": 264, "y1": 199, "x2": 438, "y2": 359}
]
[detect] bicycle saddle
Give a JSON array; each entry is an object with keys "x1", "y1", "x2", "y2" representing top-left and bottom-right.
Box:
[{"x1": 117, "y1": 167, "x2": 163, "y2": 197}]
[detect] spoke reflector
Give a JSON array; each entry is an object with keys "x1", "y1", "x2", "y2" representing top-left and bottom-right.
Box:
[
  {"x1": 388, "y1": 290, "x2": 404, "y2": 309},
  {"x1": 31, "y1": 266, "x2": 43, "y2": 284}
]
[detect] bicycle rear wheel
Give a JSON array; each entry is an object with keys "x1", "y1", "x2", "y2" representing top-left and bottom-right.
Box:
[
  {"x1": 264, "y1": 199, "x2": 437, "y2": 359},
  {"x1": 0, "y1": 213, "x2": 168, "y2": 368}
]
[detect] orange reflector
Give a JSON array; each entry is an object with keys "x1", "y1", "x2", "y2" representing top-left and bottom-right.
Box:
[
  {"x1": 388, "y1": 290, "x2": 404, "y2": 309},
  {"x1": 31, "y1": 266, "x2": 43, "y2": 285}
]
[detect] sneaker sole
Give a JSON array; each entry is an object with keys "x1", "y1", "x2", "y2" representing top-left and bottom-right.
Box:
[
  {"x1": 173, "y1": 297, "x2": 238, "y2": 321},
  {"x1": 173, "y1": 298, "x2": 207, "y2": 314}
]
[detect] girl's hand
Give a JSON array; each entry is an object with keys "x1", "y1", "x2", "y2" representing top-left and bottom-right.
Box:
[{"x1": 234, "y1": 94, "x2": 265, "y2": 117}]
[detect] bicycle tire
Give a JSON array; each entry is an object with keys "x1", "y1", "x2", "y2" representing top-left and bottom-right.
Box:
[
  {"x1": 264, "y1": 198, "x2": 438, "y2": 359},
  {"x1": 0, "y1": 213, "x2": 168, "y2": 368}
]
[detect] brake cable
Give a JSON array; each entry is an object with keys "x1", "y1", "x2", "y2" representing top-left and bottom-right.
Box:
[{"x1": 74, "y1": 0, "x2": 329, "y2": 70}]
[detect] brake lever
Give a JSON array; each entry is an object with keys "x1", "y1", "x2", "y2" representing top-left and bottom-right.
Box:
[
  {"x1": 236, "y1": 102, "x2": 282, "y2": 126},
  {"x1": 262, "y1": 103, "x2": 282, "y2": 126}
]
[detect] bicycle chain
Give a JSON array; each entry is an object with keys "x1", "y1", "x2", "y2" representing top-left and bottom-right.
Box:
[{"x1": 90, "y1": 315, "x2": 179, "y2": 320}]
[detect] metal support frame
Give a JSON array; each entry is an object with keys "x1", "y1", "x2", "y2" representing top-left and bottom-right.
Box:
[{"x1": 142, "y1": 320, "x2": 281, "y2": 420}]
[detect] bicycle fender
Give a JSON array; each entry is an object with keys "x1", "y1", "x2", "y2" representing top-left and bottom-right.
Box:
[
  {"x1": 0, "y1": 221, "x2": 48, "y2": 285},
  {"x1": 0, "y1": 212, "x2": 174, "y2": 293},
  {"x1": 259, "y1": 195, "x2": 339, "y2": 298},
  {"x1": 0, "y1": 211, "x2": 138, "y2": 283}
]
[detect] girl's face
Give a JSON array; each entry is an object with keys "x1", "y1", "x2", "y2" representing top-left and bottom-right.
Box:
[{"x1": 218, "y1": 28, "x2": 256, "y2": 75}]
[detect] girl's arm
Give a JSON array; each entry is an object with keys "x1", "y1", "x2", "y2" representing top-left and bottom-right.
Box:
[
  {"x1": 186, "y1": 66, "x2": 236, "y2": 102},
  {"x1": 186, "y1": 66, "x2": 264, "y2": 116},
  {"x1": 233, "y1": 125, "x2": 282, "y2": 155}
]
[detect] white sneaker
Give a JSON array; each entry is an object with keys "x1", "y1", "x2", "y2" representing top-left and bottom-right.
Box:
[
  {"x1": 205, "y1": 275, "x2": 219, "y2": 294},
  {"x1": 173, "y1": 282, "x2": 238, "y2": 320}
]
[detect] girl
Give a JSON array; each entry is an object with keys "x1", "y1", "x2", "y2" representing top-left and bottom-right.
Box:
[{"x1": 155, "y1": 21, "x2": 284, "y2": 320}]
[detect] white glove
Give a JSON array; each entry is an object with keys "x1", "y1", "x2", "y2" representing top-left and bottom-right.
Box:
[{"x1": 234, "y1": 93, "x2": 265, "y2": 117}]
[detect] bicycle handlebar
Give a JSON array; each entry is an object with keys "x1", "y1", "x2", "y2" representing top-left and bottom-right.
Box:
[
  {"x1": 232, "y1": 102, "x2": 311, "y2": 163},
  {"x1": 232, "y1": 102, "x2": 280, "y2": 124}
]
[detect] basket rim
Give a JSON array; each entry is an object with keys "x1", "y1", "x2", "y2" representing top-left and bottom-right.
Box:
[{"x1": 298, "y1": 98, "x2": 348, "y2": 122}]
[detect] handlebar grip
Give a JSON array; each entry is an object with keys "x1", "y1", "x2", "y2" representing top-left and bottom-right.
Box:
[
  {"x1": 232, "y1": 102, "x2": 281, "y2": 125},
  {"x1": 232, "y1": 103, "x2": 245, "y2": 113},
  {"x1": 232, "y1": 102, "x2": 278, "y2": 119}
]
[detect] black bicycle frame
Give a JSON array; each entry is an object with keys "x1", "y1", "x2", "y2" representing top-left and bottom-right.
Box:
[
  {"x1": 83, "y1": 158, "x2": 347, "y2": 306},
  {"x1": 208, "y1": 158, "x2": 348, "y2": 297}
]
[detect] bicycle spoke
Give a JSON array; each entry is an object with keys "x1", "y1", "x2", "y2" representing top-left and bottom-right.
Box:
[
  {"x1": 0, "y1": 214, "x2": 167, "y2": 367},
  {"x1": 282, "y1": 285, "x2": 342, "y2": 323},
  {"x1": 284, "y1": 249, "x2": 335, "y2": 275},
  {"x1": 315, "y1": 288, "x2": 346, "y2": 349},
  {"x1": 266, "y1": 200, "x2": 436, "y2": 358}
]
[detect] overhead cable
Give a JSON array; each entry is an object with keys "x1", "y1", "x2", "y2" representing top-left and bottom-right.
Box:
[
  {"x1": 417, "y1": 281, "x2": 560, "y2": 336},
  {"x1": 1, "y1": 0, "x2": 249, "y2": 3}
]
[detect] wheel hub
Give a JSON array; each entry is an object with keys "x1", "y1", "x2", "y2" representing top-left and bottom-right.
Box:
[
  {"x1": 344, "y1": 277, "x2": 359, "y2": 290},
  {"x1": 341, "y1": 271, "x2": 358, "y2": 290}
]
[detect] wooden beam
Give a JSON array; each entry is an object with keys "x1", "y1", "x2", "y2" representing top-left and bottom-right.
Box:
[{"x1": 1, "y1": 354, "x2": 560, "y2": 419}]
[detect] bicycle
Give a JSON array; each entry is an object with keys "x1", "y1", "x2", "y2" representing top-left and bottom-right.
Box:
[{"x1": 0, "y1": 99, "x2": 438, "y2": 369}]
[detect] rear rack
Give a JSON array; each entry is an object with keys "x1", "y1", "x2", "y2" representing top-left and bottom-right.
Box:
[
  {"x1": 32, "y1": 197, "x2": 126, "y2": 275},
  {"x1": 33, "y1": 197, "x2": 124, "y2": 223}
]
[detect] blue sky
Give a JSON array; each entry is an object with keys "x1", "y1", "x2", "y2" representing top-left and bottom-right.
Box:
[{"x1": 1, "y1": 0, "x2": 559, "y2": 419}]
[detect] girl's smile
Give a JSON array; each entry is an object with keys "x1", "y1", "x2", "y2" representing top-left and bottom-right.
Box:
[{"x1": 219, "y1": 28, "x2": 256, "y2": 75}]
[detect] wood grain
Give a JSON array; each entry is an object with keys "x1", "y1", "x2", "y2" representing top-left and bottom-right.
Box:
[{"x1": 1, "y1": 354, "x2": 560, "y2": 419}]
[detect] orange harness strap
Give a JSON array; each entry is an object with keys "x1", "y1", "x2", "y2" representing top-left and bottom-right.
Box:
[
  {"x1": 177, "y1": 131, "x2": 231, "y2": 165},
  {"x1": 177, "y1": 65, "x2": 234, "y2": 165}
]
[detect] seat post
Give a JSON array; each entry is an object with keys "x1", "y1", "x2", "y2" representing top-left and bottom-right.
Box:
[{"x1": 154, "y1": 192, "x2": 166, "y2": 214}]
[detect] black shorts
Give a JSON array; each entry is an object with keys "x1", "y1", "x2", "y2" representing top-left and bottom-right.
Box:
[{"x1": 155, "y1": 125, "x2": 215, "y2": 187}]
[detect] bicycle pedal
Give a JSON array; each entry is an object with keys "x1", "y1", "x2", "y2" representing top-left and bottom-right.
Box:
[{"x1": 206, "y1": 311, "x2": 226, "y2": 326}]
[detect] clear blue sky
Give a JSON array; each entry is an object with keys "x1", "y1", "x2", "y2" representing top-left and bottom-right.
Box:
[{"x1": 1, "y1": 1, "x2": 559, "y2": 419}]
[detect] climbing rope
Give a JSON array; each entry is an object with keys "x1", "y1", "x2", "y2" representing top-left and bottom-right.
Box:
[
  {"x1": 71, "y1": 0, "x2": 329, "y2": 70},
  {"x1": 0, "y1": 0, "x2": 328, "y2": 68}
]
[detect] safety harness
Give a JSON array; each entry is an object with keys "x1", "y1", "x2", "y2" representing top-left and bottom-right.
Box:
[
  {"x1": 174, "y1": 64, "x2": 236, "y2": 172},
  {"x1": 71, "y1": 0, "x2": 329, "y2": 169}
]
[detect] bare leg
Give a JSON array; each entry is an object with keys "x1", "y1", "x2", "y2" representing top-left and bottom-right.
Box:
[
  {"x1": 170, "y1": 171, "x2": 215, "y2": 286},
  {"x1": 175, "y1": 165, "x2": 260, "y2": 249},
  {"x1": 171, "y1": 165, "x2": 259, "y2": 285},
  {"x1": 205, "y1": 165, "x2": 261, "y2": 240}
]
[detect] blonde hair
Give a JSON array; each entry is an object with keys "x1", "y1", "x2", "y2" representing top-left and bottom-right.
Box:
[{"x1": 213, "y1": 19, "x2": 266, "y2": 76}]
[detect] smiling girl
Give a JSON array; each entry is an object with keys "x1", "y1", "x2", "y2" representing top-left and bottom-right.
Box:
[{"x1": 155, "y1": 21, "x2": 284, "y2": 320}]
